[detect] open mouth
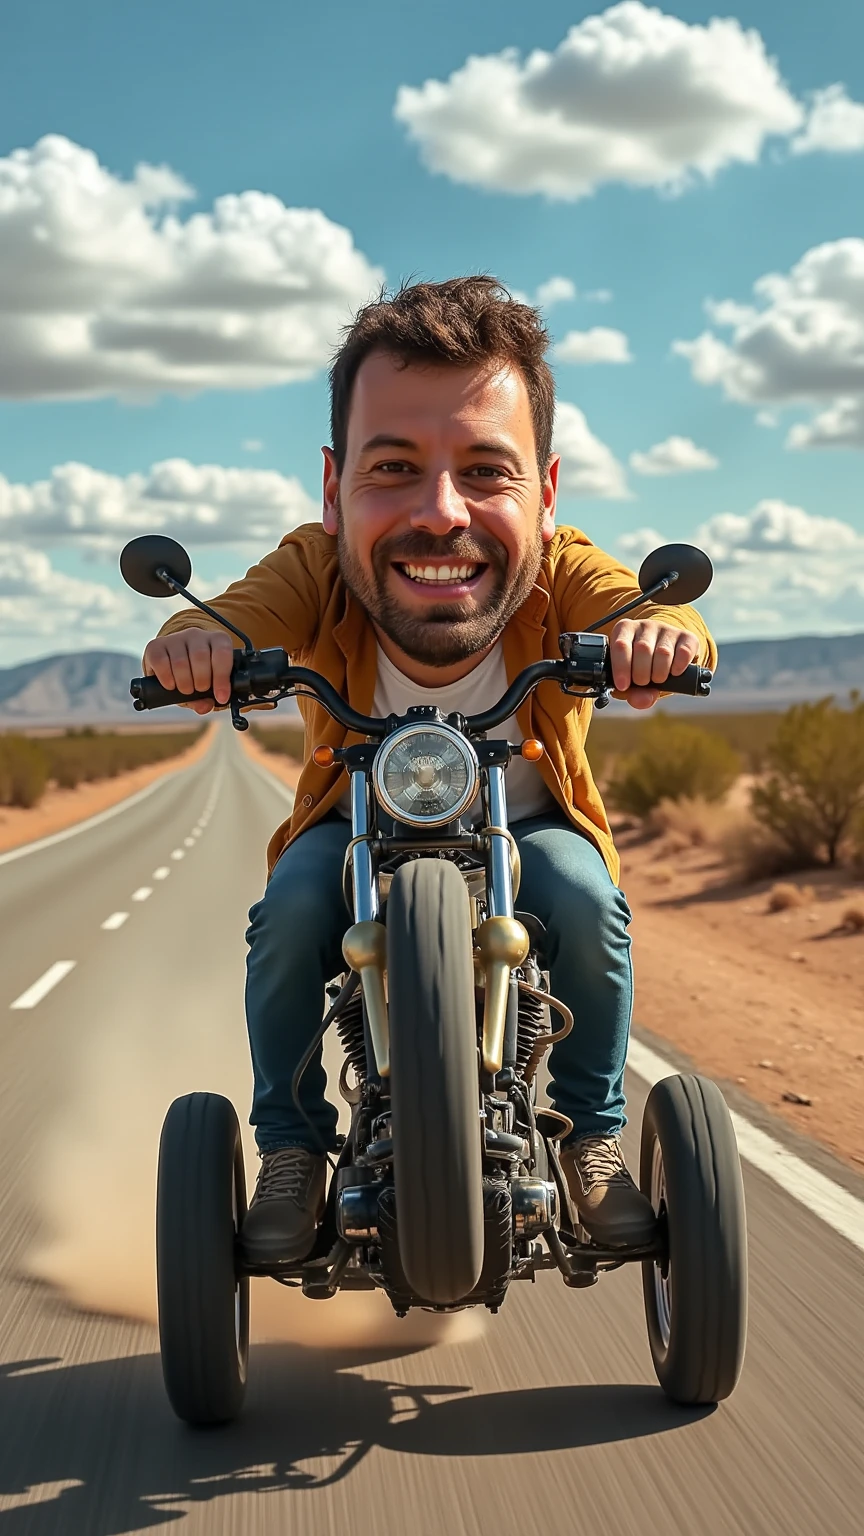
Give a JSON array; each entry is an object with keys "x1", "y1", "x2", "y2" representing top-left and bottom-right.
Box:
[{"x1": 393, "y1": 561, "x2": 488, "y2": 591}]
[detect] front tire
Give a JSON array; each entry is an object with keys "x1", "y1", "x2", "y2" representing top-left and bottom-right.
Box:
[
  {"x1": 387, "y1": 859, "x2": 485, "y2": 1305},
  {"x1": 156, "y1": 1092, "x2": 250, "y2": 1424},
  {"x1": 640, "y1": 1074, "x2": 747, "y2": 1405}
]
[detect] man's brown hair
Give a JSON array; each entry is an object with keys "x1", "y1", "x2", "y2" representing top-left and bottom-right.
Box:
[{"x1": 329, "y1": 276, "x2": 555, "y2": 474}]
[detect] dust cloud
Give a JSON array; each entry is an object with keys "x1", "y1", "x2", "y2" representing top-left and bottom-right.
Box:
[{"x1": 27, "y1": 981, "x2": 481, "y2": 1350}]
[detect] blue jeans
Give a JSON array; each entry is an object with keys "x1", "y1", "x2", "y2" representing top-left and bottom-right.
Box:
[{"x1": 245, "y1": 813, "x2": 633, "y2": 1152}]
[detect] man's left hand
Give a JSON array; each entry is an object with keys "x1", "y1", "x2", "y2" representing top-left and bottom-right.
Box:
[{"x1": 609, "y1": 619, "x2": 702, "y2": 711}]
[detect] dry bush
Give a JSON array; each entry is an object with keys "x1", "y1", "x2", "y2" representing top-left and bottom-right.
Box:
[
  {"x1": 721, "y1": 817, "x2": 797, "y2": 883},
  {"x1": 841, "y1": 904, "x2": 864, "y2": 932},
  {"x1": 751, "y1": 695, "x2": 864, "y2": 868},
  {"x1": 608, "y1": 718, "x2": 741, "y2": 819},
  {"x1": 766, "y1": 882, "x2": 814, "y2": 912},
  {"x1": 647, "y1": 795, "x2": 745, "y2": 849},
  {"x1": 0, "y1": 735, "x2": 50, "y2": 808},
  {"x1": 0, "y1": 728, "x2": 201, "y2": 810}
]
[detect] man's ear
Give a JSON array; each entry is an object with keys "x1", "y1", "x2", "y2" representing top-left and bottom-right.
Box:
[
  {"x1": 541, "y1": 454, "x2": 560, "y2": 542},
  {"x1": 322, "y1": 447, "x2": 339, "y2": 535}
]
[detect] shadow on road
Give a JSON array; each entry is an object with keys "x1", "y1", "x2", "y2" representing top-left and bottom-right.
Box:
[{"x1": 0, "y1": 1347, "x2": 707, "y2": 1532}]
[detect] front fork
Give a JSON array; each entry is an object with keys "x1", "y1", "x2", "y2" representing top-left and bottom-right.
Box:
[{"x1": 340, "y1": 763, "x2": 530, "y2": 1082}]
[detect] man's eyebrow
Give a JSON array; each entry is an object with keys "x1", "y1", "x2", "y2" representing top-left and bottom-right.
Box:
[
  {"x1": 359, "y1": 434, "x2": 418, "y2": 454},
  {"x1": 359, "y1": 433, "x2": 526, "y2": 468}
]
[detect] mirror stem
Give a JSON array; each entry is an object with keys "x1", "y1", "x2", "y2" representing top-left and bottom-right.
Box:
[
  {"x1": 156, "y1": 567, "x2": 256, "y2": 654},
  {"x1": 583, "y1": 572, "x2": 678, "y2": 635}
]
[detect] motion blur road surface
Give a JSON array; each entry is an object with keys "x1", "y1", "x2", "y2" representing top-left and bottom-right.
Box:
[{"x1": 1, "y1": 724, "x2": 862, "y2": 1535}]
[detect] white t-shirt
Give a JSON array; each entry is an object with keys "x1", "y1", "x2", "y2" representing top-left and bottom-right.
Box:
[{"x1": 336, "y1": 642, "x2": 556, "y2": 824}]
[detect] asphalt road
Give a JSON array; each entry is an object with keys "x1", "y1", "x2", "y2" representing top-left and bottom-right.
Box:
[{"x1": 1, "y1": 722, "x2": 862, "y2": 1535}]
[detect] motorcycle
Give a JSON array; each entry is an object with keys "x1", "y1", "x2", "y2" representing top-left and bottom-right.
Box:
[{"x1": 120, "y1": 533, "x2": 748, "y2": 1426}]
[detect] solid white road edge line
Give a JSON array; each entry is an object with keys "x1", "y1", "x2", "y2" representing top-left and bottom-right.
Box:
[
  {"x1": 0, "y1": 757, "x2": 200, "y2": 868},
  {"x1": 628, "y1": 1036, "x2": 864, "y2": 1256},
  {"x1": 10, "y1": 961, "x2": 76, "y2": 1010}
]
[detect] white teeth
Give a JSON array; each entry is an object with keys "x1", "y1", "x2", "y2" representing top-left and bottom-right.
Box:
[{"x1": 402, "y1": 562, "x2": 479, "y2": 584}]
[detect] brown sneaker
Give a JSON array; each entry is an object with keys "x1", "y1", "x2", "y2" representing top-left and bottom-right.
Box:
[
  {"x1": 241, "y1": 1147, "x2": 327, "y2": 1266},
  {"x1": 560, "y1": 1135, "x2": 657, "y2": 1247}
]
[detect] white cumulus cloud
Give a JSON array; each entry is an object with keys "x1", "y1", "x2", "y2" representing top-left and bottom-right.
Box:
[
  {"x1": 394, "y1": 3, "x2": 803, "y2": 202},
  {"x1": 535, "y1": 275, "x2": 577, "y2": 307},
  {"x1": 555, "y1": 327, "x2": 632, "y2": 364},
  {"x1": 0, "y1": 136, "x2": 383, "y2": 401},
  {"x1": 618, "y1": 503, "x2": 864, "y2": 637},
  {"x1": 0, "y1": 544, "x2": 131, "y2": 646},
  {"x1": 791, "y1": 85, "x2": 864, "y2": 155},
  {"x1": 674, "y1": 238, "x2": 864, "y2": 448},
  {"x1": 553, "y1": 402, "x2": 630, "y2": 499},
  {"x1": 0, "y1": 460, "x2": 318, "y2": 551},
  {"x1": 630, "y1": 436, "x2": 718, "y2": 475}
]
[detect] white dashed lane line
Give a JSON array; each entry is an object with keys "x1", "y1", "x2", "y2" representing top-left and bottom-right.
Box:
[
  {"x1": 131, "y1": 887, "x2": 152, "y2": 902},
  {"x1": 10, "y1": 961, "x2": 77, "y2": 1011},
  {"x1": 170, "y1": 849, "x2": 185, "y2": 861},
  {"x1": 153, "y1": 867, "x2": 170, "y2": 881},
  {"x1": 101, "y1": 912, "x2": 129, "y2": 932}
]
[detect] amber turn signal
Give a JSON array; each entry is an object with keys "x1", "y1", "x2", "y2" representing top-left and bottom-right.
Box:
[
  {"x1": 520, "y1": 739, "x2": 544, "y2": 762},
  {"x1": 312, "y1": 745, "x2": 335, "y2": 768}
]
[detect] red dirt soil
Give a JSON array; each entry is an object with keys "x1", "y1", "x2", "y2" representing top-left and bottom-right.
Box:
[{"x1": 619, "y1": 826, "x2": 864, "y2": 1172}]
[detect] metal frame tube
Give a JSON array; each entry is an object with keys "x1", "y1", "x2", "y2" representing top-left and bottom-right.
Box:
[
  {"x1": 350, "y1": 771, "x2": 378, "y2": 922},
  {"x1": 485, "y1": 766, "x2": 514, "y2": 918}
]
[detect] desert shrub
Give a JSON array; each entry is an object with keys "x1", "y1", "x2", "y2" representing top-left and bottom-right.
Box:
[
  {"x1": 840, "y1": 904, "x2": 864, "y2": 932},
  {"x1": 0, "y1": 735, "x2": 50, "y2": 807},
  {"x1": 607, "y1": 717, "x2": 742, "y2": 819},
  {"x1": 250, "y1": 723, "x2": 306, "y2": 761},
  {"x1": 646, "y1": 794, "x2": 748, "y2": 849},
  {"x1": 750, "y1": 695, "x2": 864, "y2": 867},
  {"x1": 766, "y1": 881, "x2": 814, "y2": 912},
  {"x1": 588, "y1": 709, "x2": 783, "y2": 779},
  {"x1": 42, "y1": 728, "x2": 201, "y2": 788}
]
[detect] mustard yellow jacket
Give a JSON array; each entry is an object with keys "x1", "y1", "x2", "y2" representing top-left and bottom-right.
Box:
[{"x1": 159, "y1": 522, "x2": 717, "y2": 884}]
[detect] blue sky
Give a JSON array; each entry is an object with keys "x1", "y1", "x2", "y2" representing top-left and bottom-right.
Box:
[{"x1": 1, "y1": 0, "x2": 863, "y2": 660}]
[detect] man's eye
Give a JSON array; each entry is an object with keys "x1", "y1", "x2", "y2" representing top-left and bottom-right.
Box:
[
  {"x1": 376, "y1": 461, "x2": 412, "y2": 473},
  {"x1": 468, "y1": 465, "x2": 506, "y2": 478}
]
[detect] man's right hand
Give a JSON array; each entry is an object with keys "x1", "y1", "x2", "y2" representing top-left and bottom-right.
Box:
[{"x1": 142, "y1": 628, "x2": 235, "y2": 715}]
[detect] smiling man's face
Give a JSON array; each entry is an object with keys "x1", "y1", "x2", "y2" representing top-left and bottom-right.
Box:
[{"x1": 322, "y1": 350, "x2": 559, "y2": 682}]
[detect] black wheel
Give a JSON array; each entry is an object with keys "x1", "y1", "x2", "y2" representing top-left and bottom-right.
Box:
[
  {"x1": 156, "y1": 1092, "x2": 249, "y2": 1424},
  {"x1": 387, "y1": 859, "x2": 485, "y2": 1305},
  {"x1": 640, "y1": 1074, "x2": 748, "y2": 1405}
]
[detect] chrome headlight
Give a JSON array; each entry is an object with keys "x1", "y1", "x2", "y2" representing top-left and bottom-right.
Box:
[{"x1": 372, "y1": 724, "x2": 480, "y2": 828}]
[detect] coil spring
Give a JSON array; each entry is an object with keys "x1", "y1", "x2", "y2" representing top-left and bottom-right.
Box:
[
  {"x1": 336, "y1": 988, "x2": 367, "y2": 1084},
  {"x1": 514, "y1": 985, "x2": 545, "y2": 1079}
]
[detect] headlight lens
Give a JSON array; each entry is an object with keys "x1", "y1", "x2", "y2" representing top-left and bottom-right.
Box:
[{"x1": 373, "y1": 725, "x2": 480, "y2": 827}]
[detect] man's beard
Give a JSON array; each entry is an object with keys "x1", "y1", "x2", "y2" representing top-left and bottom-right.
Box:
[{"x1": 335, "y1": 501, "x2": 546, "y2": 668}]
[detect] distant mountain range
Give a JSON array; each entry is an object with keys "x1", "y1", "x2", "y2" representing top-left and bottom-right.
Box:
[{"x1": 0, "y1": 633, "x2": 861, "y2": 725}]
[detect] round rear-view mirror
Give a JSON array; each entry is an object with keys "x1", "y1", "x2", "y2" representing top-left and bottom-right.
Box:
[
  {"x1": 638, "y1": 543, "x2": 713, "y2": 605},
  {"x1": 120, "y1": 535, "x2": 192, "y2": 597}
]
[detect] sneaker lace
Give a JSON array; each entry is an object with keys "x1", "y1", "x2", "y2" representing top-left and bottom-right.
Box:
[
  {"x1": 575, "y1": 1136, "x2": 632, "y2": 1187},
  {"x1": 256, "y1": 1148, "x2": 314, "y2": 1201}
]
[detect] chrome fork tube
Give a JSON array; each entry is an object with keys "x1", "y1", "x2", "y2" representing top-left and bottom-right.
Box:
[
  {"x1": 350, "y1": 770, "x2": 378, "y2": 922},
  {"x1": 485, "y1": 765, "x2": 514, "y2": 918}
]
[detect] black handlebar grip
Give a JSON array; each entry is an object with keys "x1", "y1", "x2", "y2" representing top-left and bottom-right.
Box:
[
  {"x1": 656, "y1": 663, "x2": 712, "y2": 696},
  {"x1": 130, "y1": 674, "x2": 216, "y2": 710}
]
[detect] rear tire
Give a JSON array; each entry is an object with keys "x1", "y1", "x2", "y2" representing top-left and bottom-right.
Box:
[
  {"x1": 387, "y1": 859, "x2": 484, "y2": 1305},
  {"x1": 640, "y1": 1074, "x2": 747, "y2": 1405},
  {"x1": 156, "y1": 1092, "x2": 249, "y2": 1425}
]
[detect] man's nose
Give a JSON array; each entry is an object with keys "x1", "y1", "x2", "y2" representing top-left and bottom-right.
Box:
[{"x1": 410, "y1": 473, "x2": 471, "y2": 535}]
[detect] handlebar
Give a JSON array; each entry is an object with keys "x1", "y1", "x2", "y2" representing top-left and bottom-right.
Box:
[{"x1": 130, "y1": 635, "x2": 712, "y2": 738}]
